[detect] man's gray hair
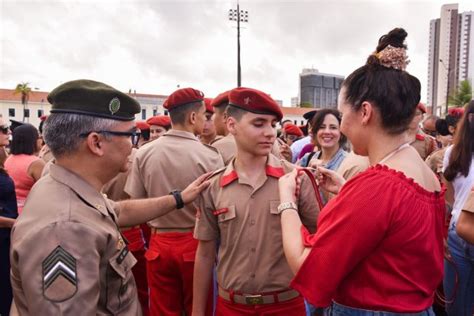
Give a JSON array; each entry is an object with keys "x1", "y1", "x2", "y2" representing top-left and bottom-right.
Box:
[{"x1": 43, "y1": 113, "x2": 121, "y2": 158}]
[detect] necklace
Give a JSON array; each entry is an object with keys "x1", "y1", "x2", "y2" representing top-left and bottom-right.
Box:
[{"x1": 378, "y1": 142, "x2": 410, "y2": 165}]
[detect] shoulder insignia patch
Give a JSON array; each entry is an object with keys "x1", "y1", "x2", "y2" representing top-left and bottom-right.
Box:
[{"x1": 42, "y1": 246, "x2": 77, "y2": 302}]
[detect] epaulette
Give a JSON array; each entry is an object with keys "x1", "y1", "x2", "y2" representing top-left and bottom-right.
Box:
[
  {"x1": 416, "y1": 134, "x2": 425, "y2": 141},
  {"x1": 205, "y1": 166, "x2": 227, "y2": 181}
]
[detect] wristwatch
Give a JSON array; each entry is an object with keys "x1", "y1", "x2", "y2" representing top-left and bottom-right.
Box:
[
  {"x1": 277, "y1": 201, "x2": 298, "y2": 214},
  {"x1": 169, "y1": 190, "x2": 184, "y2": 209}
]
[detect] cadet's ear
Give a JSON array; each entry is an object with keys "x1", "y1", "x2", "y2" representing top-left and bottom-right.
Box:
[
  {"x1": 85, "y1": 133, "x2": 106, "y2": 157},
  {"x1": 189, "y1": 111, "x2": 197, "y2": 125},
  {"x1": 227, "y1": 116, "x2": 237, "y2": 135}
]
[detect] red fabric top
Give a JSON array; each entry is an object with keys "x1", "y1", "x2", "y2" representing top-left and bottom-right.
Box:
[{"x1": 292, "y1": 165, "x2": 445, "y2": 312}]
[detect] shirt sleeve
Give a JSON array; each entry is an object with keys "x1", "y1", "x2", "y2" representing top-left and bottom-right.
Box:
[
  {"x1": 291, "y1": 170, "x2": 393, "y2": 307},
  {"x1": 124, "y1": 153, "x2": 147, "y2": 199},
  {"x1": 194, "y1": 184, "x2": 219, "y2": 241},
  {"x1": 10, "y1": 221, "x2": 102, "y2": 315}
]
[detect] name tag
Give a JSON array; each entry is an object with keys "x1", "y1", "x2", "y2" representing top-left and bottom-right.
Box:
[
  {"x1": 213, "y1": 208, "x2": 229, "y2": 216},
  {"x1": 116, "y1": 246, "x2": 129, "y2": 264}
]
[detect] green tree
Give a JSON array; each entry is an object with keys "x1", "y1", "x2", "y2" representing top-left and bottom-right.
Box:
[
  {"x1": 448, "y1": 80, "x2": 472, "y2": 107},
  {"x1": 14, "y1": 82, "x2": 32, "y2": 122},
  {"x1": 300, "y1": 102, "x2": 313, "y2": 108}
]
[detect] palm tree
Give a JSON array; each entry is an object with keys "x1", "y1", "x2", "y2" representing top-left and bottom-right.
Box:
[
  {"x1": 14, "y1": 82, "x2": 32, "y2": 122},
  {"x1": 448, "y1": 80, "x2": 472, "y2": 108}
]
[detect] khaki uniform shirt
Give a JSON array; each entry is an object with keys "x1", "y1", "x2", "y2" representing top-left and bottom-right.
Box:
[
  {"x1": 102, "y1": 149, "x2": 137, "y2": 202},
  {"x1": 194, "y1": 154, "x2": 319, "y2": 293},
  {"x1": 38, "y1": 145, "x2": 54, "y2": 163},
  {"x1": 411, "y1": 133, "x2": 437, "y2": 161},
  {"x1": 209, "y1": 135, "x2": 224, "y2": 145},
  {"x1": 425, "y1": 147, "x2": 447, "y2": 175},
  {"x1": 336, "y1": 152, "x2": 370, "y2": 180},
  {"x1": 125, "y1": 129, "x2": 224, "y2": 229},
  {"x1": 463, "y1": 189, "x2": 474, "y2": 213},
  {"x1": 212, "y1": 134, "x2": 282, "y2": 165},
  {"x1": 10, "y1": 164, "x2": 141, "y2": 315}
]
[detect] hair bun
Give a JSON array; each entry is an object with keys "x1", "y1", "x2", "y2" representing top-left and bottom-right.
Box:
[{"x1": 376, "y1": 28, "x2": 408, "y2": 52}]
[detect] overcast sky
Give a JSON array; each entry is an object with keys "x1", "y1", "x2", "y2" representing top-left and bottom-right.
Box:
[{"x1": 1, "y1": 0, "x2": 473, "y2": 106}]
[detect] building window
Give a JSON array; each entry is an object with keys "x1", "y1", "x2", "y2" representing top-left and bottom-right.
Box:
[
  {"x1": 164, "y1": 110, "x2": 169, "y2": 116},
  {"x1": 38, "y1": 109, "x2": 44, "y2": 117},
  {"x1": 153, "y1": 109, "x2": 157, "y2": 116},
  {"x1": 141, "y1": 109, "x2": 146, "y2": 120},
  {"x1": 8, "y1": 108, "x2": 15, "y2": 117},
  {"x1": 24, "y1": 109, "x2": 30, "y2": 118}
]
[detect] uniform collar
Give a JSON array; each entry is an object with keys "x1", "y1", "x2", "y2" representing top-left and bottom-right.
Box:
[
  {"x1": 162, "y1": 129, "x2": 199, "y2": 142},
  {"x1": 49, "y1": 163, "x2": 110, "y2": 217},
  {"x1": 220, "y1": 154, "x2": 285, "y2": 187}
]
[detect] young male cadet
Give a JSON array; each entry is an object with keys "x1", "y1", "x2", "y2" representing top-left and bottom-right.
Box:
[
  {"x1": 211, "y1": 89, "x2": 284, "y2": 165},
  {"x1": 192, "y1": 87, "x2": 320, "y2": 316},
  {"x1": 125, "y1": 87, "x2": 223, "y2": 316},
  {"x1": 9, "y1": 80, "x2": 210, "y2": 315}
]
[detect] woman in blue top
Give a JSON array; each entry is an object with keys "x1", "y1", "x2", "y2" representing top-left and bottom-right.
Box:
[
  {"x1": 298, "y1": 109, "x2": 347, "y2": 170},
  {"x1": 0, "y1": 146, "x2": 18, "y2": 316}
]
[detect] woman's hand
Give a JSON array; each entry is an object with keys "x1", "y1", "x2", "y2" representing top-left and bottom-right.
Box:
[
  {"x1": 278, "y1": 169, "x2": 300, "y2": 204},
  {"x1": 315, "y1": 166, "x2": 346, "y2": 194},
  {"x1": 181, "y1": 172, "x2": 211, "y2": 204},
  {"x1": 279, "y1": 143, "x2": 293, "y2": 162}
]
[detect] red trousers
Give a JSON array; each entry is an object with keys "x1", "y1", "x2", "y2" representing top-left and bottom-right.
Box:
[
  {"x1": 216, "y1": 296, "x2": 306, "y2": 316},
  {"x1": 146, "y1": 232, "x2": 213, "y2": 316},
  {"x1": 122, "y1": 227, "x2": 149, "y2": 316}
]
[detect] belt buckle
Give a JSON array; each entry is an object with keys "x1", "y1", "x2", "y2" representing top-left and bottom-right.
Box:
[{"x1": 245, "y1": 294, "x2": 264, "y2": 305}]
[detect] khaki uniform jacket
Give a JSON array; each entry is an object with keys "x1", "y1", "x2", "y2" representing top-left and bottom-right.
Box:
[
  {"x1": 10, "y1": 164, "x2": 141, "y2": 315},
  {"x1": 411, "y1": 133, "x2": 437, "y2": 161},
  {"x1": 125, "y1": 129, "x2": 224, "y2": 229},
  {"x1": 425, "y1": 147, "x2": 447, "y2": 175},
  {"x1": 194, "y1": 154, "x2": 319, "y2": 293},
  {"x1": 336, "y1": 152, "x2": 370, "y2": 180},
  {"x1": 212, "y1": 134, "x2": 282, "y2": 165}
]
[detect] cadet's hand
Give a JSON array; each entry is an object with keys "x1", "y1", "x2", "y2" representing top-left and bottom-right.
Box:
[
  {"x1": 279, "y1": 143, "x2": 292, "y2": 162},
  {"x1": 181, "y1": 173, "x2": 212, "y2": 204},
  {"x1": 316, "y1": 166, "x2": 346, "y2": 194},
  {"x1": 278, "y1": 169, "x2": 300, "y2": 204}
]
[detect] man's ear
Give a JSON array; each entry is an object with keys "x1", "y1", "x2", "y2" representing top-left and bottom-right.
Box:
[
  {"x1": 227, "y1": 116, "x2": 237, "y2": 135},
  {"x1": 86, "y1": 133, "x2": 105, "y2": 157},
  {"x1": 188, "y1": 111, "x2": 197, "y2": 126}
]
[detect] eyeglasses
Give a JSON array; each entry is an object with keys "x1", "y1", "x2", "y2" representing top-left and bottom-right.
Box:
[
  {"x1": 0, "y1": 125, "x2": 10, "y2": 135},
  {"x1": 80, "y1": 129, "x2": 141, "y2": 146},
  {"x1": 421, "y1": 127, "x2": 437, "y2": 137}
]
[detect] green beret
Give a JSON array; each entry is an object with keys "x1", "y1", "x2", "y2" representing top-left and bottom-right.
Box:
[{"x1": 48, "y1": 79, "x2": 141, "y2": 121}]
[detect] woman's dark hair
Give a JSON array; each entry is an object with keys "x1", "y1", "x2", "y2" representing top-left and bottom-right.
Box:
[
  {"x1": 10, "y1": 124, "x2": 39, "y2": 155},
  {"x1": 435, "y1": 110, "x2": 464, "y2": 136},
  {"x1": 342, "y1": 28, "x2": 421, "y2": 134},
  {"x1": 444, "y1": 100, "x2": 474, "y2": 181},
  {"x1": 310, "y1": 109, "x2": 347, "y2": 148}
]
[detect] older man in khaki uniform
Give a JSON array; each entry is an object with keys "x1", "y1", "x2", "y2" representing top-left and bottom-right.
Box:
[
  {"x1": 9, "y1": 80, "x2": 210, "y2": 315},
  {"x1": 125, "y1": 87, "x2": 223, "y2": 316},
  {"x1": 192, "y1": 87, "x2": 319, "y2": 316}
]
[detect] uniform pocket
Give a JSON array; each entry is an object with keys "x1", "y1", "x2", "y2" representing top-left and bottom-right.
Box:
[
  {"x1": 217, "y1": 205, "x2": 236, "y2": 247},
  {"x1": 182, "y1": 250, "x2": 197, "y2": 263},
  {"x1": 106, "y1": 248, "x2": 137, "y2": 314}
]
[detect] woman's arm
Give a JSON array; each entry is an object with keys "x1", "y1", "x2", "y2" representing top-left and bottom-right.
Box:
[
  {"x1": 28, "y1": 159, "x2": 46, "y2": 182},
  {"x1": 456, "y1": 210, "x2": 474, "y2": 244},
  {"x1": 0, "y1": 215, "x2": 15, "y2": 228}
]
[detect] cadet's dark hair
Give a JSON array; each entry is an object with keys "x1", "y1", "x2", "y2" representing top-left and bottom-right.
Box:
[
  {"x1": 10, "y1": 124, "x2": 39, "y2": 155},
  {"x1": 141, "y1": 129, "x2": 150, "y2": 141},
  {"x1": 342, "y1": 28, "x2": 421, "y2": 135},
  {"x1": 444, "y1": 100, "x2": 474, "y2": 181},
  {"x1": 226, "y1": 105, "x2": 247, "y2": 121},
  {"x1": 169, "y1": 101, "x2": 204, "y2": 125},
  {"x1": 436, "y1": 114, "x2": 462, "y2": 136},
  {"x1": 310, "y1": 109, "x2": 347, "y2": 148}
]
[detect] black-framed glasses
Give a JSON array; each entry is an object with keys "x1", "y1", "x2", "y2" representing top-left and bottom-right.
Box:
[
  {"x1": 421, "y1": 127, "x2": 437, "y2": 138},
  {"x1": 0, "y1": 125, "x2": 9, "y2": 135},
  {"x1": 80, "y1": 130, "x2": 141, "y2": 146}
]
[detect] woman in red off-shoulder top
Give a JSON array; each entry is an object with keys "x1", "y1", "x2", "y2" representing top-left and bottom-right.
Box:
[{"x1": 278, "y1": 28, "x2": 444, "y2": 315}]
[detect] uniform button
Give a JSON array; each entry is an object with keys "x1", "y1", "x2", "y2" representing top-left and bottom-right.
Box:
[
  {"x1": 250, "y1": 195, "x2": 254, "y2": 199},
  {"x1": 250, "y1": 220, "x2": 255, "y2": 225},
  {"x1": 119, "y1": 283, "x2": 128, "y2": 295},
  {"x1": 251, "y1": 248, "x2": 256, "y2": 252}
]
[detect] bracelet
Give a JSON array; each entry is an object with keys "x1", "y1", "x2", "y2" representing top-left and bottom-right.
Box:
[
  {"x1": 169, "y1": 190, "x2": 184, "y2": 209},
  {"x1": 277, "y1": 201, "x2": 298, "y2": 214},
  {"x1": 281, "y1": 207, "x2": 299, "y2": 215}
]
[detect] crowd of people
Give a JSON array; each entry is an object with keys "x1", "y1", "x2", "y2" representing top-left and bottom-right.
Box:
[{"x1": 0, "y1": 27, "x2": 473, "y2": 316}]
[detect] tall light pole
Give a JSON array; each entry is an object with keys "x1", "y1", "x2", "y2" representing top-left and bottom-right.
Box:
[
  {"x1": 229, "y1": 3, "x2": 248, "y2": 87},
  {"x1": 439, "y1": 58, "x2": 453, "y2": 115}
]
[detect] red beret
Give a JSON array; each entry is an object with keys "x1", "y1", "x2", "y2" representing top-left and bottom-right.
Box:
[
  {"x1": 228, "y1": 87, "x2": 283, "y2": 121},
  {"x1": 448, "y1": 107, "x2": 465, "y2": 118},
  {"x1": 211, "y1": 90, "x2": 230, "y2": 108},
  {"x1": 284, "y1": 124, "x2": 303, "y2": 137},
  {"x1": 417, "y1": 103, "x2": 427, "y2": 114},
  {"x1": 136, "y1": 121, "x2": 150, "y2": 131},
  {"x1": 164, "y1": 87, "x2": 204, "y2": 110},
  {"x1": 146, "y1": 115, "x2": 171, "y2": 128},
  {"x1": 204, "y1": 98, "x2": 214, "y2": 114}
]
